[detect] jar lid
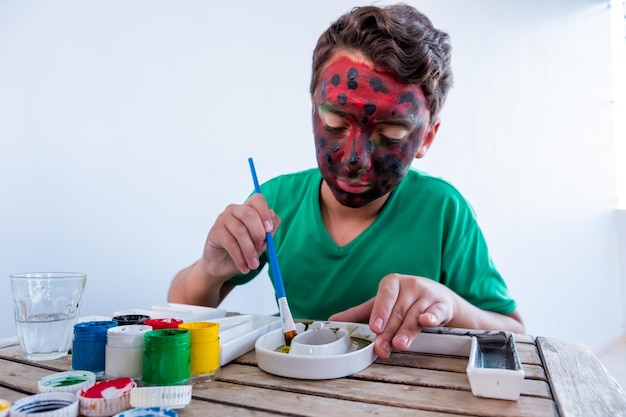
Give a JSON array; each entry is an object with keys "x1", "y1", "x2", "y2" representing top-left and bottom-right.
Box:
[
  {"x1": 0, "y1": 399, "x2": 10, "y2": 417},
  {"x1": 129, "y1": 386, "x2": 192, "y2": 409},
  {"x1": 9, "y1": 392, "x2": 78, "y2": 417},
  {"x1": 113, "y1": 407, "x2": 177, "y2": 417},
  {"x1": 112, "y1": 315, "x2": 151, "y2": 326},
  {"x1": 107, "y1": 325, "x2": 152, "y2": 346},
  {"x1": 142, "y1": 318, "x2": 183, "y2": 330},
  {"x1": 78, "y1": 378, "x2": 136, "y2": 416},
  {"x1": 38, "y1": 371, "x2": 96, "y2": 394}
]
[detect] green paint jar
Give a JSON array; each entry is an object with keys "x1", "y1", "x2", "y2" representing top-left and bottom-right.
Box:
[{"x1": 142, "y1": 329, "x2": 191, "y2": 386}]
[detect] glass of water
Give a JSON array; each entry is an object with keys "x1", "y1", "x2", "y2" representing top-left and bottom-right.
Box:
[{"x1": 10, "y1": 272, "x2": 87, "y2": 360}]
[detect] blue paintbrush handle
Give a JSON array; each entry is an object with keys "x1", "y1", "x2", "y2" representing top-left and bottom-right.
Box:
[{"x1": 248, "y1": 157, "x2": 286, "y2": 299}]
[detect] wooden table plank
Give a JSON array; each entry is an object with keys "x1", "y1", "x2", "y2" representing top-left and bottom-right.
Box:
[
  {"x1": 217, "y1": 364, "x2": 559, "y2": 417},
  {"x1": 0, "y1": 386, "x2": 26, "y2": 405},
  {"x1": 236, "y1": 349, "x2": 548, "y2": 385},
  {"x1": 537, "y1": 336, "x2": 626, "y2": 417},
  {"x1": 353, "y1": 363, "x2": 551, "y2": 399},
  {"x1": 191, "y1": 380, "x2": 467, "y2": 417}
]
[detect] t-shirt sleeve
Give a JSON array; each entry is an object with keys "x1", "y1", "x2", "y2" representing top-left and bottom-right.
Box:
[{"x1": 441, "y1": 201, "x2": 517, "y2": 316}]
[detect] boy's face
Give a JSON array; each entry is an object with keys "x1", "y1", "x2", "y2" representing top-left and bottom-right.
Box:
[{"x1": 312, "y1": 53, "x2": 433, "y2": 208}]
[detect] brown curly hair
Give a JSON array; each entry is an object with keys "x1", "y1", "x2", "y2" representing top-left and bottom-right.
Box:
[{"x1": 310, "y1": 4, "x2": 453, "y2": 125}]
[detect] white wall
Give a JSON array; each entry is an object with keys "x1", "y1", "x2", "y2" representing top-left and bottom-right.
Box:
[{"x1": 0, "y1": 0, "x2": 622, "y2": 350}]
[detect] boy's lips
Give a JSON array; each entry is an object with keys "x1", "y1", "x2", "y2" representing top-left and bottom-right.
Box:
[{"x1": 336, "y1": 177, "x2": 372, "y2": 194}]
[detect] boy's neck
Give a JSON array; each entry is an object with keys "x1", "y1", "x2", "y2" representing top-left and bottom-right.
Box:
[{"x1": 319, "y1": 181, "x2": 389, "y2": 246}]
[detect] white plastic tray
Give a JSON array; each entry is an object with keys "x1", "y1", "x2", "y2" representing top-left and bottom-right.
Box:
[
  {"x1": 409, "y1": 328, "x2": 524, "y2": 401},
  {"x1": 208, "y1": 315, "x2": 281, "y2": 366},
  {"x1": 112, "y1": 303, "x2": 227, "y2": 322}
]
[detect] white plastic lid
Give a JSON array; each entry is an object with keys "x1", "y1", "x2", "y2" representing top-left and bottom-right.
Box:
[
  {"x1": 107, "y1": 325, "x2": 153, "y2": 347},
  {"x1": 38, "y1": 371, "x2": 96, "y2": 394},
  {"x1": 9, "y1": 392, "x2": 79, "y2": 417},
  {"x1": 78, "y1": 378, "x2": 136, "y2": 417},
  {"x1": 129, "y1": 386, "x2": 191, "y2": 409}
]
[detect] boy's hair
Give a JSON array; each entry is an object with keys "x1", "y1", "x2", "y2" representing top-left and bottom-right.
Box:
[{"x1": 311, "y1": 3, "x2": 453, "y2": 124}]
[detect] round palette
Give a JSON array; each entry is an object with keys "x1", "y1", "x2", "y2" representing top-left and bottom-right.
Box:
[{"x1": 255, "y1": 321, "x2": 377, "y2": 379}]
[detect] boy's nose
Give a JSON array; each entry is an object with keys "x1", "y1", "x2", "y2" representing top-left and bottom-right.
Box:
[{"x1": 343, "y1": 134, "x2": 372, "y2": 173}]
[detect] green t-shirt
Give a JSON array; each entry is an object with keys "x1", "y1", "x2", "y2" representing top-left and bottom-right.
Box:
[{"x1": 227, "y1": 168, "x2": 516, "y2": 320}]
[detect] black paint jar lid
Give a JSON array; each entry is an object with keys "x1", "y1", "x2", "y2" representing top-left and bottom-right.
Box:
[{"x1": 112, "y1": 314, "x2": 151, "y2": 326}]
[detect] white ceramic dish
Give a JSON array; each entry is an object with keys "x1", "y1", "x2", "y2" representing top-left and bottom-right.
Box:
[
  {"x1": 289, "y1": 327, "x2": 351, "y2": 356},
  {"x1": 255, "y1": 321, "x2": 377, "y2": 380}
]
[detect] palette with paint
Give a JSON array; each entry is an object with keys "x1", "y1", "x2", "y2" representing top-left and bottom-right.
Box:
[
  {"x1": 256, "y1": 323, "x2": 524, "y2": 401},
  {"x1": 255, "y1": 321, "x2": 377, "y2": 380}
]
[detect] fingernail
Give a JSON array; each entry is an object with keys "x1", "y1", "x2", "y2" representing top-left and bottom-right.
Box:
[
  {"x1": 379, "y1": 340, "x2": 390, "y2": 354},
  {"x1": 395, "y1": 335, "x2": 409, "y2": 348},
  {"x1": 373, "y1": 317, "x2": 383, "y2": 332},
  {"x1": 250, "y1": 258, "x2": 260, "y2": 269},
  {"x1": 264, "y1": 220, "x2": 273, "y2": 232}
]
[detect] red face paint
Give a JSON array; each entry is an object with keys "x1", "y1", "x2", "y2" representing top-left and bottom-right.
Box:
[{"x1": 312, "y1": 55, "x2": 431, "y2": 208}]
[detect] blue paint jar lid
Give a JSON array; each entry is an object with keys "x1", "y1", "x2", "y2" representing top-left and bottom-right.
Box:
[{"x1": 113, "y1": 407, "x2": 177, "y2": 417}]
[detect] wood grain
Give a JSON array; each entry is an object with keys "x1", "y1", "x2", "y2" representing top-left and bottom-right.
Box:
[
  {"x1": 1, "y1": 333, "x2": 621, "y2": 417},
  {"x1": 217, "y1": 364, "x2": 558, "y2": 417},
  {"x1": 537, "y1": 337, "x2": 626, "y2": 417}
]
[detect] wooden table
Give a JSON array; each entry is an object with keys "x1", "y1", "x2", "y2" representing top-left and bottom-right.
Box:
[{"x1": 1, "y1": 333, "x2": 625, "y2": 417}]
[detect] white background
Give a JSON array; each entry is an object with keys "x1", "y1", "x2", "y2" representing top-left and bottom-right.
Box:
[{"x1": 1, "y1": 0, "x2": 624, "y2": 352}]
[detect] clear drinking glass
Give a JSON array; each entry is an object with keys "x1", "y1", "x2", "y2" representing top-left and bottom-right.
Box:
[{"x1": 10, "y1": 272, "x2": 87, "y2": 360}]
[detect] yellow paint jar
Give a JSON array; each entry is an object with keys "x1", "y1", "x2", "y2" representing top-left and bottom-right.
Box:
[{"x1": 179, "y1": 321, "x2": 220, "y2": 380}]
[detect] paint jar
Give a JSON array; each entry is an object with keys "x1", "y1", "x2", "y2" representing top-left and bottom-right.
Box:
[
  {"x1": 142, "y1": 329, "x2": 190, "y2": 386},
  {"x1": 142, "y1": 318, "x2": 183, "y2": 330},
  {"x1": 179, "y1": 322, "x2": 220, "y2": 380},
  {"x1": 72, "y1": 321, "x2": 118, "y2": 377},
  {"x1": 105, "y1": 324, "x2": 152, "y2": 380},
  {"x1": 112, "y1": 314, "x2": 151, "y2": 326}
]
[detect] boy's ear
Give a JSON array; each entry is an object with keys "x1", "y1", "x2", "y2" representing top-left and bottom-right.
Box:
[{"x1": 416, "y1": 121, "x2": 440, "y2": 159}]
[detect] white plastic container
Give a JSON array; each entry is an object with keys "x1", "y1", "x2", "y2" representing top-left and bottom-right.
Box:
[
  {"x1": 105, "y1": 325, "x2": 152, "y2": 379},
  {"x1": 466, "y1": 332, "x2": 525, "y2": 401}
]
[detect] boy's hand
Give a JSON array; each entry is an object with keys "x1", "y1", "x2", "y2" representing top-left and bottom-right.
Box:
[
  {"x1": 329, "y1": 273, "x2": 455, "y2": 358},
  {"x1": 203, "y1": 193, "x2": 281, "y2": 279}
]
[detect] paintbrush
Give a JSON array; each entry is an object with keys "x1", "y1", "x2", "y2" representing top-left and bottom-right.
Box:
[{"x1": 248, "y1": 157, "x2": 298, "y2": 347}]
